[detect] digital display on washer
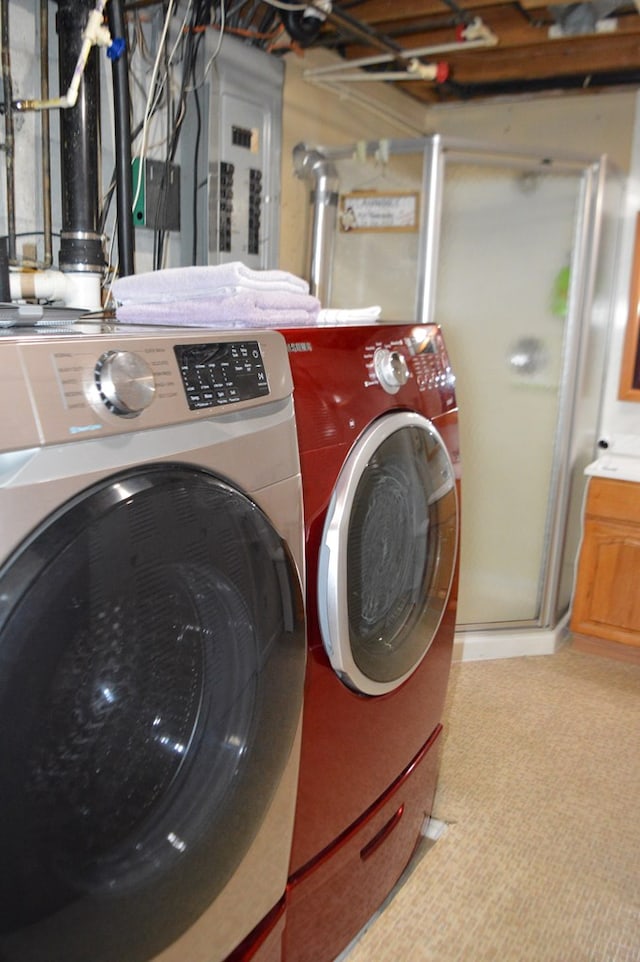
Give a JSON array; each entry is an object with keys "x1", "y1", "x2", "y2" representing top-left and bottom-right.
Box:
[{"x1": 174, "y1": 341, "x2": 269, "y2": 410}]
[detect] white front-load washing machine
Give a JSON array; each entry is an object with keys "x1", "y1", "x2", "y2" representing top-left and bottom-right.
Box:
[{"x1": 0, "y1": 322, "x2": 305, "y2": 962}]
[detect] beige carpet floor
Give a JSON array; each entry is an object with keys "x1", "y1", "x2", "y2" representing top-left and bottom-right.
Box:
[{"x1": 342, "y1": 645, "x2": 640, "y2": 962}]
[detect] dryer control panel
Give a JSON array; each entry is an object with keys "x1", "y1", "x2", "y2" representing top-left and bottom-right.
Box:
[
  {"x1": 363, "y1": 327, "x2": 455, "y2": 398},
  {"x1": 372, "y1": 348, "x2": 410, "y2": 395},
  {"x1": 283, "y1": 324, "x2": 458, "y2": 456}
]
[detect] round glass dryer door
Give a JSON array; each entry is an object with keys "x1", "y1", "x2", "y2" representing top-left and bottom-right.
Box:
[
  {"x1": 318, "y1": 411, "x2": 458, "y2": 696},
  {"x1": 0, "y1": 464, "x2": 304, "y2": 962}
]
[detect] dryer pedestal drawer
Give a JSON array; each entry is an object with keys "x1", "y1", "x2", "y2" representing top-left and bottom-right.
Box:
[{"x1": 284, "y1": 727, "x2": 443, "y2": 962}]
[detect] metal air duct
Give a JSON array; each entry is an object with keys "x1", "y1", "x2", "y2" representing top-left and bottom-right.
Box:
[{"x1": 293, "y1": 143, "x2": 339, "y2": 306}]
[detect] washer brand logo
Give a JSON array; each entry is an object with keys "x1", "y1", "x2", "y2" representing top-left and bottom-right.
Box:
[
  {"x1": 287, "y1": 342, "x2": 313, "y2": 353},
  {"x1": 69, "y1": 423, "x2": 103, "y2": 435}
]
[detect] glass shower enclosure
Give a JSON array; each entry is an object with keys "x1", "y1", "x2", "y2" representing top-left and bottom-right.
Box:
[{"x1": 295, "y1": 135, "x2": 620, "y2": 635}]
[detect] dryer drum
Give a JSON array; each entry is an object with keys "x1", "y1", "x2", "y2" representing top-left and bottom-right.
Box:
[
  {"x1": 318, "y1": 412, "x2": 458, "y2": 696},
  {"x1": 348, "y1": 458, "x2": 429, "y2": 637},
  {"x1": 0, "y1": 463, "x2": 305, "y2": 962}
]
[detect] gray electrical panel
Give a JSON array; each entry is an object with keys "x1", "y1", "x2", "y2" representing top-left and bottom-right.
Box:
[{"x1": 180, "y1": 34, "x2": 284, "y2": 269}]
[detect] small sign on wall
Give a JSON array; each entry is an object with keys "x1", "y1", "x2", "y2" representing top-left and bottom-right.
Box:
[{"x1": 339, "y1": 191, "x2": 419, "y2": 233}]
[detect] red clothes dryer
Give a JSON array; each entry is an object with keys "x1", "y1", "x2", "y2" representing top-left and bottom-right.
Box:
[{"x1": 281, "y1": 323, "x2": 460, "y2": 962}]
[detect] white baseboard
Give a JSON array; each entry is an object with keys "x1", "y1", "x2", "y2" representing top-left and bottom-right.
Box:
[{"x1": 453, "y1": 617, "x2": 570, "y2": 662}]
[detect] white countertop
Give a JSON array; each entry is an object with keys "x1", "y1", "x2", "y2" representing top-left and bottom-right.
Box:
[{"x1": 585, "y1": 455, "x2": 640, "y2": 484}]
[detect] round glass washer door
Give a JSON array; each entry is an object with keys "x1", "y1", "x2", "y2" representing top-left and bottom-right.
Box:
[
  {"x1": 318, "y1": 411, "x2": 458, "y2": 696},
  {"x1": 0, "y1": 463, "x2": 305, "y2": 962}
]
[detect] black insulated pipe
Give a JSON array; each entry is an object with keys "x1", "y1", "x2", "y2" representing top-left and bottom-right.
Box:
[
  {"x1": 0, "y1": 238, "x2": 10, "y2": 301},
  {"x1": 56, "y1": 0, "x2": 105, "y2": 273},
  {"x1": 107, "y1": 0, "x2": 135, "y2": 276},
  {"x1": 440, "y1": 68, "x2": 640, "y2": 100}
]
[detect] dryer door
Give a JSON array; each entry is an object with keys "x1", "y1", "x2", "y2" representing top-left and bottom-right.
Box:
[
  {"x1": 318, "y1": 411, "x2": 458, "y2": 696},
  {"x1": 0, "y1": 464, "x2": 304, "y2": 962}
]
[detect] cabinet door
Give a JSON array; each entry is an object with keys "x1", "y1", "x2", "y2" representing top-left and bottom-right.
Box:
[{"x1": 571, "y1": 518, "x2": 640, "y2": 646}]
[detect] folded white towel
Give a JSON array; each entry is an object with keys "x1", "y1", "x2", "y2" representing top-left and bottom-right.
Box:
[
  {"x1": 112, "y1": 263, "x2": 309, "y2": 306},
  {"x1": 317, "y1": 305, "x2": 382, "y2": 325},
  {"x1": 115, "y1": 288, "x2": 321, "y2": 328}
]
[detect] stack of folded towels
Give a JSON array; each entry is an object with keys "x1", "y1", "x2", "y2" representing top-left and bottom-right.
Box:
[{"x1": 112, "y1": 262, "x2": 322, "y2": 328}]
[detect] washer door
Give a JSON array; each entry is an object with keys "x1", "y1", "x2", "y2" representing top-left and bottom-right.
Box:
[
  {"x1": 0, "y1": 464, "x2": 304, "y2": 962},
  {"x1": 318, "y1": 411, "x2": 458, "y2": 696}
]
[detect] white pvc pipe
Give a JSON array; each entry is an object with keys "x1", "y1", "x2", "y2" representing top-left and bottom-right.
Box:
[
  {"x1": 303, "y1": 33, "x2": 497, "y2": 78},
  {"x1": 10, "y1": 270, "x2": 102, "y2": 310},
  {"x1": 312, "y1": 66, "x2": 442, "y2": 82},
  {"x1": 14, "y1": 0, "x2": 111, "y2": 112}
]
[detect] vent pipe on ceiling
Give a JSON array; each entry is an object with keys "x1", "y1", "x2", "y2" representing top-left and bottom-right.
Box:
[{"x1": 293, "y1": 143, "x2": 339, "y2": 306}]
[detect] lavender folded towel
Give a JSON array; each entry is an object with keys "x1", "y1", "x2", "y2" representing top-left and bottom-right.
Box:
[
  {"x1": 115, "y1": 289, "x2": 321, "y2": 328},
  {"x1": 112, "y1": 263, "x2": 310, "y2": 305}
]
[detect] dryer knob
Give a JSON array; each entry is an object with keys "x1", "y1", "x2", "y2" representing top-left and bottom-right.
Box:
[
  {"x1": 95, "y1": 350, "x2": 156, "y2": 416},
  {"x1": 373, "y1": 348, "x2": 410, "y2": 395}
]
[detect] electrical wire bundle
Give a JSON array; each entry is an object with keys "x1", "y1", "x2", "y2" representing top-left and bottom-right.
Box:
[{"x1": 102, "y1": 0, "x2": 330, "y2": 294}]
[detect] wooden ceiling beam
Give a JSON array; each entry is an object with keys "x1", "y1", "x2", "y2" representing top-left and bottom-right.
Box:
[
  {"x1": 339, "y1": 0, "x2": 453, "y2": 21},
  {"x1": 291, "y1": 1, "x2": 640, "y2": 102},
  {"x1": 337, "y1": 7, "x2": 640, "y2": 57},
  {"x1": 331, "y1": 0, "x2": 637, "y2": 24},
  {"x1": 441, "y1": 33, "x2": 640, "y2": 80}
]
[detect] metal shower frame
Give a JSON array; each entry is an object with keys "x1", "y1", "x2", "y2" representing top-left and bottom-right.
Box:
[{"x1": 296, "y1": 134, "x2": 611, "y2": 630}]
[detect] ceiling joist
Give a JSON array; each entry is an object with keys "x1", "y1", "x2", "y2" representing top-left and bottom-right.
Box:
[{"x1": 268, "y1": 0, "x2": 640, "y2": 102}]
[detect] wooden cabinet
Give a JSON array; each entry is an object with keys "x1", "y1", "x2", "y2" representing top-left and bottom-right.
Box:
[{"x1": 571, "y1": 477, "x2": 640, "y2": 647}]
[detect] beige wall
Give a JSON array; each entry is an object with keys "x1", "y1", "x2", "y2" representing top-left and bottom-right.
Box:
[
  {"x1": 280, "y1": 55, "x2": 637, "y2": 280},
  {"x1": 279, "y1": 49, "x2": 428, "y2": 276},
  {"x1": 422, "y1": 89, "x2": 637, "y2": 171}
]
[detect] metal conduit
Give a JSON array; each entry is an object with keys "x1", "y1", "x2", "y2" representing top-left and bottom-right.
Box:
[
  {"x1": 1, "y1": 0, "x2": 16, "y2": 263},
  {"x1": 1, "y1": 0, "x2": 53, "y2": 271},
  {"x1": 107, "y1": 0, "x2": 135, "y2": 276},
  {"x1": 40, "y1": 0, "x2": 53, "y2": 268}
]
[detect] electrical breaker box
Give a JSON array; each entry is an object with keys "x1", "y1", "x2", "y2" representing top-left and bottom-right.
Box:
[{"x1": 180, "y1": 34, "x2": 284, "y2": 269}]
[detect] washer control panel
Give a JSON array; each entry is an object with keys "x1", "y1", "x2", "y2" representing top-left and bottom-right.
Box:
[
  {"x1": 95, "y1": 350, "x2": 157, "y2": 417},
  {"x1": 174, "y1": 341, "x2": 269, "y2": 411},
  {"x1": 5, "y1": 328, "x2": 289, "y2": 450}
]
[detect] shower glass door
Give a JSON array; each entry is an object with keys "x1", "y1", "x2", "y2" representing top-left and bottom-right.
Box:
[
  {"x1": 300, "y1": 134, "x2": 613, "y2": 633},
  {"x1": 417, "y1": 138, "x2": 605, "y2": 629}
]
